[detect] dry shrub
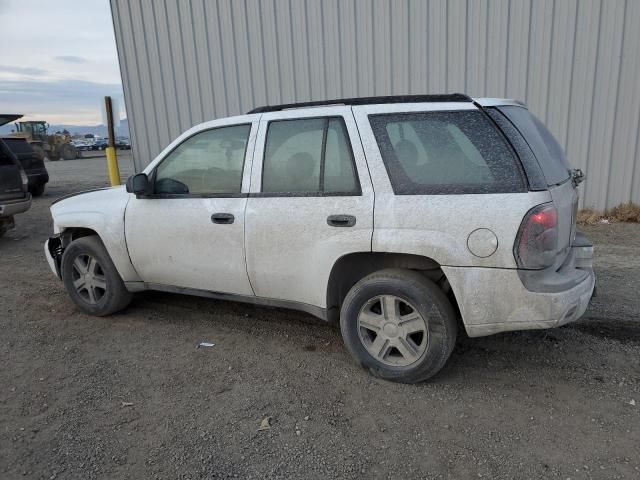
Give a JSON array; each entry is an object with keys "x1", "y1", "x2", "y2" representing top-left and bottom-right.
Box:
[
  {"x1": 576, "y1": 209, "x2": 604, "y2": 225},
  {"x1": 608, "y1": 203, "x2": 640, "y2": 223},
  {"x1": 576, "y1": 203, "x2": 640, "y2": 225}
]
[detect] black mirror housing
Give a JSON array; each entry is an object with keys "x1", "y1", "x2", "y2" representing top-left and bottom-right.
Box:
[{"x1": 126, "y1": 173, "x2": 151, "y2": 195}]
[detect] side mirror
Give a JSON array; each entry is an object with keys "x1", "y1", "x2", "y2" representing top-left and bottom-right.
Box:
[{"x1": 126, "y1": 173, "x2": 151, "y2": 195}]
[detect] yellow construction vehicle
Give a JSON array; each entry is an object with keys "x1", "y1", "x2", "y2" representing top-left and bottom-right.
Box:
[{"x1": 11, "y1": 119, "x2": 78, "y2": 161}]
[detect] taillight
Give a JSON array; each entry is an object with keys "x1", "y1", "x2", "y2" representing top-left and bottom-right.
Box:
[
  {"x1": 514, "y1": 203, "x2": 558, "y2": 269},
  {"x1": 20, "y1": 169, "x2": 29, "y2": 191}
]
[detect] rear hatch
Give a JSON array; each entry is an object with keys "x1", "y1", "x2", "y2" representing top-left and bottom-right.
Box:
[
  {"x1": 493, "y1": 105, "x2": 577, "y2": 265},
  {"x1": 0, "y1": 139, "x2": 28, "y2": 202},
  {"x1": 0, "y1": 114, "x2": 22, "y2": 127}
]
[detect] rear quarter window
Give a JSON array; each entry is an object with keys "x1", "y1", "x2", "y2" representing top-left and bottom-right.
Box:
[
  {"x1": 497, "y1": 106, "x2": 571, "y2": 186},
  {"x1": 369, "y1": 110, "x2": 525, "y2": 195}
]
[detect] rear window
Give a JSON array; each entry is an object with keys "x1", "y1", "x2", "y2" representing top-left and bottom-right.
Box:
[
  {"x1": 2, "y1": 138, "x2": 35, "y2": 155},
  {"x1": 369, "y1": 110, "x2": 525, "y2": 195},
  {"x1": 0, "y1": 141, "x2": 17, "y2": 166},
  {"x1": 497, "y1": 106, "x2": 571, "y2": 186}
]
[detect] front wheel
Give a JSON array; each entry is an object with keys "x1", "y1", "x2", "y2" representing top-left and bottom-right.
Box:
[
  {"x1": 61, "y1": 236, "x2": 132, "y2": 316},
  {"x1": 340, "y1": 269, "x2": 457, "y2": 383}
]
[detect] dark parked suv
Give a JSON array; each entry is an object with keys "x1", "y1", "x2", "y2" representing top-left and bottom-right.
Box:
[
  {"x1": 0, "y1": 138, "x2": 31, "y2": 237},
  {"x1": 0, "y1": 115, "x2": 49, "y2": 196},
  {"x1": 2, "y1": 137, "x2": 49, "y2": 196}
]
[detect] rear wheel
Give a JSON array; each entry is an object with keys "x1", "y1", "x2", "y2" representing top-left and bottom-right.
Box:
[
  {"x1": 59, "y1": 143, "x2": 77, "y2": 161},
  {"x1": 61, "y1": 236, "x2": 132, "y2": 316},
  {"x1": 31, "y1": 144, "x2": 46, "y2": 160},
  {"x1": 30, "y1": 183, "x2": 45, "y2": 197},
  {"x1": 340, "y1": 269, "x2": 457, "y2": 383}
]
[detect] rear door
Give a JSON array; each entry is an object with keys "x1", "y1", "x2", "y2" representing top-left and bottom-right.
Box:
[{"x1": 244, "y1": 106, "x2": 374, "y2": 308}]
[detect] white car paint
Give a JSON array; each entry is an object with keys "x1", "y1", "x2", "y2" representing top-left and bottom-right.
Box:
[
  {"x1": 124, "y1": 116, "x2": 260, "y2": 295},
  {"x1": 244, "y1": 106, "x2": 374, "y2": 307},
  {"x1": 50, "y1": 186, "x2": 140, "y2": 282},
  {"x1": 46, "y1": 99, "x2": 595, "y2": 337}
]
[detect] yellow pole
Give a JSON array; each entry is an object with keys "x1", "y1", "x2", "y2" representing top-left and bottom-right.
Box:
[
  {"x1": 104, "y1": 96, "x2": 121, "y2": 186},
  {"x1": 106, "y1": 146, "x2": 121, "y2": 186}
]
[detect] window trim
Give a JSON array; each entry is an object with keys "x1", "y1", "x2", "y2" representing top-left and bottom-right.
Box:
[
  {"x1": 368, "y1": 110, "x2": 527, "y2": 196},
  {"x1": 145, "y1": 123, "x2": 253, "y2": 199},
  {"x1": 259, "y1": 116, "x2": 362, "y2": 197}
]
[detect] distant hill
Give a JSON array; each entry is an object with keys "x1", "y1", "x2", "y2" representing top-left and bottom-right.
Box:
[{"x1": 0, "y1": 118, "x2": 130, "y2": 138}]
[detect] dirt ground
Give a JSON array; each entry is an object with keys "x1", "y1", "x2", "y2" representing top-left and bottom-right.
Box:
[{"x1": 1, "y1": 155, "x2": 639, "y2": 479}]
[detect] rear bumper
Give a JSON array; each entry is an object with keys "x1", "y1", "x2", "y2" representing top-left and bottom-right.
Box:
[
  {"x1": 27, "y1": 171, "x2": 49, "y2": 186},
  {"x1": 0, "y1": 194, "x2": 32, "y2": 217},
  {"x1": 443, "y1": 234, "x2": 596, "y2": 337}
]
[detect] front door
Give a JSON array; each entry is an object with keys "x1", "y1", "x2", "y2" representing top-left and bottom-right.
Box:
[
  {"x1": 125, "y1": 120, "x2": 257, "y2": 295},
  {"x1": 244, "y1": 107, "x2": 374, "y2": 308}
]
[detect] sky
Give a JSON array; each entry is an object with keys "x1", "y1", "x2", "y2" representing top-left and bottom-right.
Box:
[{"x1": 0, "y1": 0, "x2": 124, "y2": 125}]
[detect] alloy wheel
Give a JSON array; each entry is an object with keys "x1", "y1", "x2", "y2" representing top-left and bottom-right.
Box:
[
  {"x1": 71, "y1": 254, "x2": 107, "y2": 305},
  {"x1": 357, "y1": 295, "x2": 428, "y2": 367}
]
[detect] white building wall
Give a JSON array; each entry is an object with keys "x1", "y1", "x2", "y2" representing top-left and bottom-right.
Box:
[{"x1": 111, "y1": 0, "x2": 640, "y2": 209}]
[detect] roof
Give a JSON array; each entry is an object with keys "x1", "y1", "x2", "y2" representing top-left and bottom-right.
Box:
[
  {"x1": 0, "y1": 114, "x2": 23, "y2": 128},
  {"x1": 247, "y1": 94, "x2": 472, "y2": 114}
]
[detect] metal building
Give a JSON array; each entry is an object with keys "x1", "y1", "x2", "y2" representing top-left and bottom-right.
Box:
[{"x1": 110, "y1": 0, "x2": 640, "y2": 210}]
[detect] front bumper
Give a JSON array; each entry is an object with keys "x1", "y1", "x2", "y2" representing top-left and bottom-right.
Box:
[
  {"x1": 0, "y1": 194, "x2": 32, "y2": 217},
  {"x1": 444, "y1": 235, "x2": 596, "y2": 337},
  {"x1": 44, "y1": 236, "x2": 63, "y2": 279}
]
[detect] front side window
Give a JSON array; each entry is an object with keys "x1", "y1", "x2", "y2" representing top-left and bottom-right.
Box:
[
  {"x1": 261, "y1": 117, "x2": 359, "y2": 194},
  {"x1": 369, "y1": 110, "x2": 525, "y2": 195},
  {"x1": 154, "y1": 124, "x2": 251, "y2": 195}
]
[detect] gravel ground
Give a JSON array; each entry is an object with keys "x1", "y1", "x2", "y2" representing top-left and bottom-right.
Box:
[{"x1": 1, "y1": 155, "x2": 639, "y2": 479}]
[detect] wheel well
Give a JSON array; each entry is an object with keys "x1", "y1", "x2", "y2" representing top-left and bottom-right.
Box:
[
  {"x1": 326, "y1": 252, "x2": 460, "y2": 322},
  {"x1": 60, "y1": 227, "x2": 99, "y2": 247}
]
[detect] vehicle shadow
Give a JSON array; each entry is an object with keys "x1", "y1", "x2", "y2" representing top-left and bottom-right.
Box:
[{"x1": 124, "y1": 290, "x2": 639, "y2": 385}]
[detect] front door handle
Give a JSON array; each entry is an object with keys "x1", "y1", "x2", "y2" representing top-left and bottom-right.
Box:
[
  {"x1": 211, "y1": 213, "x2": 235, "y2": 224},
  {"x1": 327, "y1": 214, "x2": 356, "y2": 227}
]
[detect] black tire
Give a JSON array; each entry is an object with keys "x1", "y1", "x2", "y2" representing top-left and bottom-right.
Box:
[
  {"x1": 340, "y1": 268, "x2": 457, "y2": 383},
  {"x1": 61, "y1": 236, "x2": 132, "y2": 316},
  {"x1": 30, "y1": 183, "x2": 45, "y2": 197},
  {"x1": 60, "y1": 143, "x2": 77, "y2": 161},
  {"x1": 31, "y1": 144, "x2": 46, "y2": 160}
]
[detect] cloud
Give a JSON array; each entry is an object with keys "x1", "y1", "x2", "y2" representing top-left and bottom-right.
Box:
[
  {"x1": 0, "y1": 65, "x2": 48, "y2": 76},
  {"x1": 0, "y1": 78, "x2": 124, "y2": 124},
  {"x1": 54, "y1": 55, "x2": 89, "y2": 64}
]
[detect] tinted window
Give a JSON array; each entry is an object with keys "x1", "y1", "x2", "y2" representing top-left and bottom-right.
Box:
[
  {"x1": 369, "y1": 111, "x2": 525, "y2": 195},
  {"x1": 2, "y1": 138, "x2": 35, "y2": 155},
  {"x1": 262, "y1": 117, "x2": 359, "y2": 194},
  {"x1": 154, "y1": 125, "x2": 250, "y2": 195},
  {"x1": 497, "y1": 106, "x2": 570, "y2": 186},
  {"x1": 0, "y1": 143, "x2": 16, "y2": 166}
]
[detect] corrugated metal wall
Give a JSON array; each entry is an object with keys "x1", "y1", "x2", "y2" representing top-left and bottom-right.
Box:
[{"x1": 110, "y1": 0, "x2": 640, "y2": 210}]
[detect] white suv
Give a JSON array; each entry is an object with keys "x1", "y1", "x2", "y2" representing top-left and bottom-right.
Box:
[{"x1": 45, "y1": 95, "x2": 595, "y2": 383}]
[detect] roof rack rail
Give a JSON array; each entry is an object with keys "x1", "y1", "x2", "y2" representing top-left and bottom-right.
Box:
[{"x1": 247, "y1": 93, "x2": 472, "y2": 114}]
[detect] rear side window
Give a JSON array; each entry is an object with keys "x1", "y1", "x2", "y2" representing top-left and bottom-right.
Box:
[
  {"x1": 497, "y1": 106, "x2": 571, "y2": 186},
  {"x1": 262, "y1": 117, "x2": 359, "y2": 195},
  {"x1": 369, "y1": 110, "x2": 525, "y2": 195}
]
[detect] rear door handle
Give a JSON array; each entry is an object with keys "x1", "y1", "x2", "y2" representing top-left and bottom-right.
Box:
[
  {"x1": 211, "y1": 213, "x2": 234, "y2": 224},
  {"x1": 327, "y1": 214, "x2": 356, "y2": 227}
]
